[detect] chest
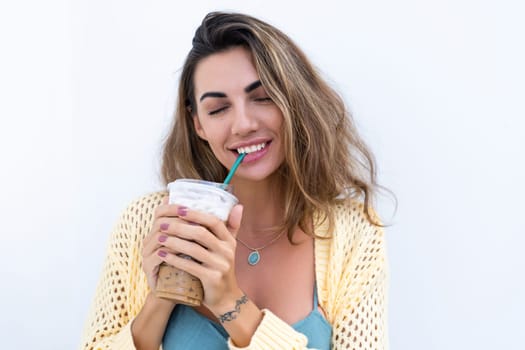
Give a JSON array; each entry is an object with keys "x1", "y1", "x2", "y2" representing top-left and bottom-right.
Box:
[
  {"x1": 195, "y1": 235, "x2": 317, "y2": 325},
  {"x1": 234, "y1": 235, "x2": 316, "y2": 324}
]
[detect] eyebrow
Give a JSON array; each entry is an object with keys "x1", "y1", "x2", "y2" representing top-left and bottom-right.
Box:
[
  {"x1": 244, "y1": 80, "x2": 262, "y2": 93},
  {"x1": 199, "y1": 80, "x2": 262, "y2": 102}
]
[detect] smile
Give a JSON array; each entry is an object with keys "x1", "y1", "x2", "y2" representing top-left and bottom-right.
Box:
[{"x1": 236, "y1": 142, "x2": 267, "y2": 154}]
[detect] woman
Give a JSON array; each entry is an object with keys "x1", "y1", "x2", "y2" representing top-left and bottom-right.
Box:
[{"x1": 80, "y1": 12, "x2": 388, "y2": 350}]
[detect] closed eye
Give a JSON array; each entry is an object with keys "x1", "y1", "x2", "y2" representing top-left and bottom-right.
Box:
[
  {"x1": 254, "y1": 97, "x2": 272, "y2": 102},
  {"x1": 209, "y1": 106, "x2": 229, "y2": 115}
]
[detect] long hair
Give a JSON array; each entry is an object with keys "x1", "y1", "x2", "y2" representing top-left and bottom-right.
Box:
[{"x1": 161, "y1": 12, "x2": 382, "y2": 241}]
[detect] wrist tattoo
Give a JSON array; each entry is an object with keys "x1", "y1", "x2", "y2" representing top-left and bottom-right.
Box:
[{"x1": 218, "y1": 294, "x2": 248, "y2": 323}]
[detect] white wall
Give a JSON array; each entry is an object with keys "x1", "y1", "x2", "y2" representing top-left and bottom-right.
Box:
[{"x1": 1, "y1": 0, "x2": 523, "y2": 348}]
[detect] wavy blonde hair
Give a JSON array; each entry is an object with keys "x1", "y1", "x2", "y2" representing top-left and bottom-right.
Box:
[{"x1": 162, "y1": 12, "x2": 382, "y2": 240}]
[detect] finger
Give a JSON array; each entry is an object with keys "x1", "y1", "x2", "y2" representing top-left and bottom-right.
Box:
[
  {"x1": 154, "y1": 203, "x2": 188, "y2": 220},
  {"x1": 143, "y1": 215, "x2": 193, "y2": 260},
  {"x1": 142, "y1": 250, "x2": 165, "y2": 286},
  {"x1": 158, "y1": 250, "x2": 208, "y2": 280},
  {"x1": 160, "y1": 235, "x2": 215, "y2": 265},
  {"x1": 150, "y1": 215, "x2": 190, "y2": 238},
  {"x1": 143, "y1": 219, "x2": 185, "y2": 259},
  {"x1": 226, "y1": 204, "x2": 243, "y2": 239},
  {"x1": 143, "y1": 249, "x2": 171, "y2": 290},
  {"x1": 152, "y1": 196, "x2": 171, "y2": 220},
  {"x1": 176, "y1": 207, "x2": 232, "y2": 242},
  {"x1": 142, "y1": 220, "x2": 174, "y2": 255},
  {"x1": 144, "y1": 246, "x2": 178, "y2": 272},
  {"x1": 162, "y1": 224, "x2": 234, "y2": 271},
  {"x1": 143, "y1": 251, "x2": 164, "y2": 272},
  {"x1": 143, "y1": 231, "x2": 165, "y2": 257},
  {"x1": 163, "y1": 220, "x2": 219, "y2": 250}
]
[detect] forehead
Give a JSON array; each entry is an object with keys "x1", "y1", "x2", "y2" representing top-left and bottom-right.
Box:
[{"x1": 193, "y1": 47, "x2": 260, "y2": 97}]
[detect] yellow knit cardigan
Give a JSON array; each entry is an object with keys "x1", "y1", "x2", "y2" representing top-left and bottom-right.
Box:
[{"x1": 80, "y1": 192, "x2": 388, "y2": 349}]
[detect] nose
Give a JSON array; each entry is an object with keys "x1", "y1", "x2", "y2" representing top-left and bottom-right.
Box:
[{"x1": 230, "y1": 103, "x2": 258, "y2": 136}]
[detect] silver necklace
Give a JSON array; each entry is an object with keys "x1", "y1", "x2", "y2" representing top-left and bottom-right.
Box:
[{"x1": 236, "y1": 231, "x2": 286, "y2": 266}]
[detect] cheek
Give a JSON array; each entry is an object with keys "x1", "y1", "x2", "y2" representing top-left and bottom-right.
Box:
[
  {"x1": 271, "y1": 110, "x2": 285, "y2": 134},
  {"x1": 198, "y1": 118, "x2": 221, "y2": 139},
  {"x1": 199, "y1": 124, "x2": 228, "y2": 151}
]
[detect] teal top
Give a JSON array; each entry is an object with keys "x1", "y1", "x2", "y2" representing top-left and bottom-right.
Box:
[{"x1": 162, "y1": 284, "x2": 332, "y2": 349}]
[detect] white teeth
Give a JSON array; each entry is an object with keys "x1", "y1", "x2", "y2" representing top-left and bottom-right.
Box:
[{"x1": 237, "y1": 142, "x2": 266, "y2": 154}]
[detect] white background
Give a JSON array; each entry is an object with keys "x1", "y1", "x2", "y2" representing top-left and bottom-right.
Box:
[{"x1": 0, "y1": 0, "x2": 524, "y2": 349}]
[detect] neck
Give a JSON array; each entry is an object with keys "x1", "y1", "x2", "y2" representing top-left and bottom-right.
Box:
[{"x1": 231, "y1": 175, "x2": 285, "y2": 241}]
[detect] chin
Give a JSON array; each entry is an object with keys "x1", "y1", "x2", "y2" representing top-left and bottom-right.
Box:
[{"x1": 236, "y1": 164, "x2": 284, "y2": 183}]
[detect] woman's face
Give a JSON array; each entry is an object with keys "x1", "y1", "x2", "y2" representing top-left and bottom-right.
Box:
[{"x1": 192, "y1": 46, "x2": 285, "y2": 182}]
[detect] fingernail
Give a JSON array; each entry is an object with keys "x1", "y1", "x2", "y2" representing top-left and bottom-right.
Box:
[
  {"x1": 158, "y1": 250, "x2": 167, "y2": 258},
  {"x1": 160, "y1": 223, "x2": 169, "y2": 231},
  {"x1": 177, "y1": 206, "x2": 188, "y2": 216},
  {"x1": 158, "y1": 235, "x2": 167, "y2": 243}
]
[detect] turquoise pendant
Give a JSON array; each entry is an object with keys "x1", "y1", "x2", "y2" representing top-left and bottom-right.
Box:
[{"x1": 248, "y1": 251, "x2": 261, "y2": 265}]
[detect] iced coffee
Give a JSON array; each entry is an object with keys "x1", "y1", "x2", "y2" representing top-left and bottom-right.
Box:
[{"x1": 155, "y1": 179, "x2": 238, "y2": 306}]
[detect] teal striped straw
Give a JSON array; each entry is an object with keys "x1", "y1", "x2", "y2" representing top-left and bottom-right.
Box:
[{"x1": 223, "y1": 152, "x2": 246, "y2": 186}]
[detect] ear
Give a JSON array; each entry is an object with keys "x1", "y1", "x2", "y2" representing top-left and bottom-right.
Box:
[{"x1": 192, "y1": 115, "x2": 208, "y2": 140}]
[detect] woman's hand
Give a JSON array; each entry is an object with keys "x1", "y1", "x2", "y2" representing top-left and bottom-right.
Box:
[
  {"x1": 141, "y1": 196, "x2": 180, "y2": 291},
  {"x1": 133, "y1": 197, "x2": 182, "y2": 350},
  {"x1": 155, "y1": 203, "x2": 244, "y2": 311}
]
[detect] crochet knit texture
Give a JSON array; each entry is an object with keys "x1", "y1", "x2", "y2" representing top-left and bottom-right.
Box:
[{"x1": 80, "y1": 192, "x2": 388, "y2": 349}]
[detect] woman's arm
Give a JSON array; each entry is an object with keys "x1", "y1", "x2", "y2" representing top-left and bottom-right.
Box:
[
  {"x1": 131, "y1": 292, "x2": 176, "y2": 350},
  {"x1": 79, "y1": 192, "x2": 167, "y2": 350},
  {"x1": 225, "y1": 308, "x2": 311, "y2": 349},
  {"x1": 156, "y1": 204, "x2": 315, "y2": 349}
]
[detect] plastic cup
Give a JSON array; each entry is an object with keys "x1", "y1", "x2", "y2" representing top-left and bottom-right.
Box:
[{"x1": 155, "y1": 179, "x2": 238, "y2": 306}]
